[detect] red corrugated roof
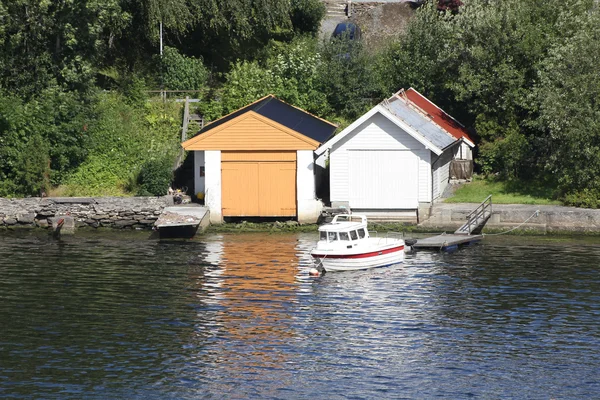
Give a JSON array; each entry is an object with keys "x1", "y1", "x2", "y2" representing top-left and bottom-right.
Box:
[{"x1": 404, "y1": 88, "x2": 473, "y2": 144}]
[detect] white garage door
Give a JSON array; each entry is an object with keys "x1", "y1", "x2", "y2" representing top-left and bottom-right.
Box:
[{"x1": 348, "y1": 150, "x2": 419, "y2": 209}]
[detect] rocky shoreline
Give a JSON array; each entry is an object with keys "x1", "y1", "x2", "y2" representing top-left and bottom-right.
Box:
[
  {"x1": 2, "y1": 197, "x2": 600, "y2": 235},
  {"x1": 0, "y1": 197, "x2": 173, "y2": 231}
]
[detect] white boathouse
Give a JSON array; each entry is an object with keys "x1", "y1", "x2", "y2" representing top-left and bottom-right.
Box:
[{"x1": 315, "y1": 88, "x2": 474, "y2": 220}]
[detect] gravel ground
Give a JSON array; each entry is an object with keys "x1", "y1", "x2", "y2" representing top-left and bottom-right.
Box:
[{"x1": 320, "y1": 2, "x2": 417, "y2": 50}]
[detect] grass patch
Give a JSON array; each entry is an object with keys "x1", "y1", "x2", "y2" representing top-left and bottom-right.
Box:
[{"x1": 445, "y1": 176, "x2": 563, "y2": 205}]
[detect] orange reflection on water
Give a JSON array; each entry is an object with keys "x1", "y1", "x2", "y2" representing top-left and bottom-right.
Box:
[{"x1": 217, "y1": 233, "x2": 302, "y2": 369}]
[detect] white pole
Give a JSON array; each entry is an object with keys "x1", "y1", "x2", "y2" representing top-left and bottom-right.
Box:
[
  {"x1": 159, "y1": 20, "x2": 163, "y2": 56},
  {"x1": 160, "y1": 20, "x2": 164, "y2": 101}
]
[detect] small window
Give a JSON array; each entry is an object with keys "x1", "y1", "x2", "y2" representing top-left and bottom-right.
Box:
[
  {"x1": 320, "y1": 231, "x2": 327, "y2": 241},
  {"x1": 357, "y1": 228, "x2": 366, "y2": 239},
  {"x1": 339, "y1": 232, "x2": 350, "y2": 241},
  {"x1": 328, "y1": 232, "x2": 337, "y2": 242},
  {"x1": 349, "y1": 230, "x2": 358, "y2": 240}
]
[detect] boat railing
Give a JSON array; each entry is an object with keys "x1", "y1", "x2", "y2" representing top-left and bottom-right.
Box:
[
  {"x1": 372, "y1": 231, "x2": 404, "y2": 245},
  {"x1": 386, "y1": 231, "x2": 404, "y2": 239}
]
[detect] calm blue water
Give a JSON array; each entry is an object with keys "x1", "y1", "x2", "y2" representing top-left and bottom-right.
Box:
[{"x1": 1, "y1": 230, "x2": 599, "y2": 399}]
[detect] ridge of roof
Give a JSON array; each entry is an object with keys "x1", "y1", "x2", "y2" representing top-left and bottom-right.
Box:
[
  {"x1": 315, "y1": 103, "x2": 444, "y2": 156},
  {"x1": 269, "y1": 95, "x2": 338, "y2": 128},
  {"x1": 199, "y1": 94, "x2": 273, "y2": 131},
  {"x1": 385, "y1": 90, "x2": 456, "y2": 144},
  {"x1": 185, "y1": 94, "x2": 337, "y2": 145},
  {"x1": 379, "y1": 93, "x2": 458, "y2": 151},
  {"x1": 403, "y1": 88, "x2": 474, "y2": 144}
]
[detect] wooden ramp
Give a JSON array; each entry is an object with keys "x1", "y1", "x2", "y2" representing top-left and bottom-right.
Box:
[
  {"x1": 412, "y1": 233, "x2": 483, "y2": 251},
  {"x1": 154, "y1": 205, "x2": 209, "y2": 238}
]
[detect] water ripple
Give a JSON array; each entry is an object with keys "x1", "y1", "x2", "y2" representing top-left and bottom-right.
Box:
[{"x1": 0, "y1": 231, "x2": 599, "y2": 398}]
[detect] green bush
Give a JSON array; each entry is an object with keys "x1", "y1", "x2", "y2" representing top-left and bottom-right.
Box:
[
  {"x1": 563, "y1": 189, "x2": 600, "y2": 209},
  {"x1": 137, "y1": 157, "x2": 173, "y2": 196},
  {"x1": 290, "y1": 0, "x2": 326, "y2": 35},
  {"x1": 160, "y1": 47, "x2": 210, "y2": 91}
]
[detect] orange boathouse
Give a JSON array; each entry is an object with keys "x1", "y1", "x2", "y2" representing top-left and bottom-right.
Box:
[{"x1": 182, "y1": 95, "x2": 337, "y2": 224}]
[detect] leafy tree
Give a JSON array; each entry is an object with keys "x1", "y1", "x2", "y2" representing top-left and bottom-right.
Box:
[
  {"x1": 160, "y1": 46, "x2": 209, "y2": 91},
  {"x1": 0, "y1": 96, "x2": 50, "y2": 197},
  {"x1": 216, "y1": 60, "x2": 284, "y2": 116},
  {"x1": 168, "y1": 0, "x2": 295, "y2": 69},
  {"x1": 290, "y1": 0, "x2": 326, "y2": 35},
  {"x1": 137, "y1": 157, "x2": 173, "y2": 196},
  {"x1": 445, "y1": 0, "x2": 595, "y2": 178},
  {"x1": 379, "y1": 0, "x2": 597, "y2": 181},
  {"x1": 0, "y1": 88, "x2": 91, "y2": 196},
  {"x1": 534, "y1": 8, "x2": 600, "y2": 205},
  {"x1": 374, "y1": 2, "x2": 456, "y2": 107},
  {"x1": 316, "y1": 36, "x2": 377, "y2": 120},
  {"x1": 202, "y1": 37, "x2": 329, "y2": 121},
  {"x1": 266, "y1": 38, "x2": 329, "y2": 115},
  {"x1": 0, "y1": 0, "x2": 129, "y2": 97}
]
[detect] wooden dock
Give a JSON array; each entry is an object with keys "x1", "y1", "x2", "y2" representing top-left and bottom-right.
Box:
[
  {"x1": 412, "y1": 233, "x2": 483, "y2": 251},
  {"x1": 154, "y1": 205, "x2": 209, "y2": 238}
]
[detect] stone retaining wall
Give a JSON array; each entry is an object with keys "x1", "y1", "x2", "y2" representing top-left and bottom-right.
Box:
[
  {"x1": 0, "y1": 197, "x2": 174, "y2": 230},
  {"x1": 419, "y1": 203, "x2": 600, "y2": 233}
]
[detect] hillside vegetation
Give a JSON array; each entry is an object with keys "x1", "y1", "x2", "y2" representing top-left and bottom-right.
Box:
[{"x1": 0, "y1": 0, "x2": 599, "y2": 207}]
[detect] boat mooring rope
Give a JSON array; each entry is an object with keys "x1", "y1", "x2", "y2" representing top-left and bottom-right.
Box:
[
  {"x1": 483, "y1": 210, "x2": 540, "y2": 236},
  {"x1": 370, "y1": 209, "x2": 541, "y2": 238}
]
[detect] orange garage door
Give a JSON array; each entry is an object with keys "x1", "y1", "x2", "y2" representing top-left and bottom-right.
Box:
[{"x1": 221, "y1": 151, "x2": 296, "y2": 217}]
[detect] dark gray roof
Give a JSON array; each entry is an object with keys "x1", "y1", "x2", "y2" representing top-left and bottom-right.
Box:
[
  {"x1": 195, "y1": 95, "x2": 337, "y2": 143},
  {"x1": 382, "y1": 96, "x2": 456, "y2": 150}
]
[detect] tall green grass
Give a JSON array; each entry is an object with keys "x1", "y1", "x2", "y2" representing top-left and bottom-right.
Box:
[{"x1": 445, "y1": 176, "x2": 562, "y2": 205}]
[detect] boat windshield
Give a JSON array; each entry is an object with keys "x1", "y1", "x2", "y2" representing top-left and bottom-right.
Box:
[
  {"x1": 328, "y1": 231, "x2": 337, "y2": 242},
  {"x1": 339, "y1": 232, "x2": 350, "y2": 241},
  {"x1": 350, "y1": 230, "x2": 358, "y2": 240}
]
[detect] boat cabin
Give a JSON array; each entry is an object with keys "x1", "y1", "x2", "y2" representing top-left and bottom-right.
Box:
[{"x1": 317, "y1": 215, "x2": 370, "y2": 244}]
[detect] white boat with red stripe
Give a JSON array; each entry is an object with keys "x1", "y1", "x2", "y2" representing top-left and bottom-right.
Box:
[{"x1": 310, "y1": 214, "x2": 405, "y2": 273}]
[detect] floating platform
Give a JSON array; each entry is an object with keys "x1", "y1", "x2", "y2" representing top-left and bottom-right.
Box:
[
  {"x1": 154, "y1": 205, "x2": 209, "y2": 238},
  {"x1": 412, "y1": 233, "x2": 483, "y2": 251}
]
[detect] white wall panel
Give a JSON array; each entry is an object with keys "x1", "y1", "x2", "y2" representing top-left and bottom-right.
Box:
[
  {"x1": 296, "y1": 150, "x2": 322, "y2": 223},
  {"x1": 205, "y1": 150, "x2": 222, "y2": 223},
  {"x1": 348, "y1": 150, "x2": 418, "y2": 208},
  {"x1": 432, "y1": 149, "x2": 453, "y2": 200},
  {"x1": 416, "y1": 150, "x2": 431, "y2": 202},
  {"x1": 193, "y1": 151, "x2": 205, "y2": 197}
]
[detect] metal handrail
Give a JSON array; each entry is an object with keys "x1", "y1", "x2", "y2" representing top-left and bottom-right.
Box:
[
  {"x1": 456, "y1": 195, "x2": 492, "y2": 234},
  {"x1": 465, "y1": 195, "x2": 492, "y2": 220}
]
